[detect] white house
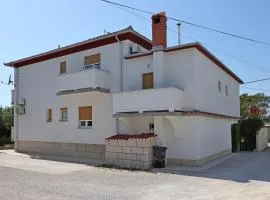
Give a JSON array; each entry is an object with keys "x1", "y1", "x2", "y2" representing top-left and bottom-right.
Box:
[{"x1": 4, "y1": 12, "x2": 243, "y2": 166}]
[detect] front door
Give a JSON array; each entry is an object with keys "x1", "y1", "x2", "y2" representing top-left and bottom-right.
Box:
[{"x1": 142, "y1": 72, "x2": 154, "y2": 89}]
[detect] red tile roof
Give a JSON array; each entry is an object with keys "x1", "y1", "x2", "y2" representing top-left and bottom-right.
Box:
[{"x1": 106, "y1": 133, "x2": 157, "y2": 140}]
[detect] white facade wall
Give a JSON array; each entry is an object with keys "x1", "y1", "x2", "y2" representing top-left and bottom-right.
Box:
[
  {"x1": 16, "y1": 40, "x2": 144, "y2": 144},
  {"x1": 124, "y1": 48, "x2": 240, "y2": 116},
  {"x1": 193, "y1": 49, "x2": 240, "y2": 117},
  {"x1": 196, "y1": 116, "x2": 235, "y2": 159},
  {"x1": 121, "y1": 115, "x2": 234, "y2": 161},
  {"x1": 118, "y1": 116, "x2": 154, "y2": 134},
  {"x1": 163, "y1": 49, "x2": 197, "y2": 110},
  {"x1": 123, "y1": 56, "x2": 153, "y2": 91},
  {"x1": 14, "y1": 37, "x2": 241, "y2": 164}
]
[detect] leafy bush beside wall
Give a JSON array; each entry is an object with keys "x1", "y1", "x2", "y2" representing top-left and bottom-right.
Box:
[
  {"x1": 240, "y1": 118, "x2": 264, "y2": 151},
  {"x1": 0, "y1": 106, "x2": 13, "y2": 146}
]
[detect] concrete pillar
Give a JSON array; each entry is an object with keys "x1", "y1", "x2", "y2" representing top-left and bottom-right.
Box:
[
  {"x1": 154, "y1": 116, "x2": 166, "y2": 147},
  {"x1": 153, "y1": 49, "x2": 164, "y2": 88}
]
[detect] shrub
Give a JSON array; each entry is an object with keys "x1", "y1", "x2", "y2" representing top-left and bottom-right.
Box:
[
  {"x1": 240, "y1": 117, "x2": 264, "y2": 151},
  {"x1": 0, "y1": 135, "x2": 12, "y2": 146}
]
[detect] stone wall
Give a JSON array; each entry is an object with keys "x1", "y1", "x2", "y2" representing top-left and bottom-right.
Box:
[
  {"x1": 16, "y1": 140, "x2": 105, "y2": 160},
  {"x1": 105, "y1": 134, "x2": 157, "y2": 169}
]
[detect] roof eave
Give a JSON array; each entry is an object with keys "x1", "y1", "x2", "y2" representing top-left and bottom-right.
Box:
[{"x1": 4, "y1": 27, "x2": 152, "y2": 68}]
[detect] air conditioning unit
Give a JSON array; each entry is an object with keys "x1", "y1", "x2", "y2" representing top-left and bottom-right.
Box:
[
  {"x1": 16, "y1": 105, "x2": 25, "y2": 114},
  {"x1": 130, "y1": 45, "x2": 140, "y2": 54},
  {"x1": 18, "y1": 97, "x2": 25, "y2": 105}
]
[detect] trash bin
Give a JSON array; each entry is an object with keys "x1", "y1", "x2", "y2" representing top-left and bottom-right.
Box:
[{"x1": 152, "y1": 146, "x2": 167, "y2": 168}]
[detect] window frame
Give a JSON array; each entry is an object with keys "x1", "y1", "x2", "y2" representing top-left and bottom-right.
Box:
[
  {"x1": 46, "y1": 108, "x2": 52, "y2": 122},
  {"x1": 78, "y1": 106, "x2": 93, "y2": 128},
  {"x1": 59, "y1": 61, "x2": 67, "y2": 74},
  {"x1": 60, "y1": 107, "x2": 68, "y2": 121},
  {"x1": 84, "y1": 54, "x2": 101, "y2": 71}
]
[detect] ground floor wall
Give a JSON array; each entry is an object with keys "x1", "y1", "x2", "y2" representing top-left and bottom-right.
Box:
[
  {"x1": 118, "y1": 115, "x2": 236, "y2": 166},
  {"x1": 17, "y1": 92, "x2": 116, "y2": 145},
  {"x1": 164, "y1": 116, "x2": 235, "y2": 165}
]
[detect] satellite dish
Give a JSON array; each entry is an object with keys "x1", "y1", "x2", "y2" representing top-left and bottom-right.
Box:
[{"x1": 8, "y1": 74, "x2": 13, "y2": 85}]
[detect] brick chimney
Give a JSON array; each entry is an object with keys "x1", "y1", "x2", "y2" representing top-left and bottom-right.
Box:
[{"x1": 152, "y1": 12, "x2": 167, "y2": 48}]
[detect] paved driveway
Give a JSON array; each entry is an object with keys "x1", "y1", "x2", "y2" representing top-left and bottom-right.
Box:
[{"x1": 0, "y1": 150, "x2": 270, "y2": 200}]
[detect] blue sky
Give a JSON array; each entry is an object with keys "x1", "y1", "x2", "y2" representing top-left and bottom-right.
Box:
[{"x1": 1, "y1": 0, "x2": 270, "y2": 106}]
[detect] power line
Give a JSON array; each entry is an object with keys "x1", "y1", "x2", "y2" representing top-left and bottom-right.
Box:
[
  {"x1": 0, "y1": 81, "x2": 10, "y2": 86},
  {"x1": 105, "y1": 0, "x2": 270, "y2": 74},
  {"x1": 103, "y1": 0, "x2": 270, "y2": 90},
  {"x1": 243, "y1": 77, "x2": 270, "y2": 84},
  {"x1": 241, "y1": 86, "x2": 270, "y2": 93},
  {"x1": 167, "y1": 29, "x2": 270, "y2": 73},
  {"x1": 100, "y1": 0, "x2": 270, "y2": 46}
]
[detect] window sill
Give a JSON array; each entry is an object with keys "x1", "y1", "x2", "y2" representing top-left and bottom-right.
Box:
[
  {"x1": 59, "y1": 72, "x2": 67, "y2": 76},
  {"x1": 46, "y1": 120, "x2": 53, "y2": 123},
  {"x1": 78, "y1": 126, "x2": 92, "y2": 129},
  {"x1": 59, "y1": 120, "x2": 68, "y2": 122}
]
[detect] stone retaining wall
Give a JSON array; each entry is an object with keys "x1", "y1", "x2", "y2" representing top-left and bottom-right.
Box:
[
  {"x1": 16, "y1": 140, "x2": 105, "y2": 160},
  {"x1": 105, "y1": 134, "x2": 157, "y2": 169}
]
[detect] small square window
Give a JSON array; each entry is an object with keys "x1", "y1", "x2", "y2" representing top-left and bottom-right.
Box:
[
  {"x1": 149, "y1": 123, "x2": 154, "y2": 130},
  {"x1": 87, "y1": 121, "x2": 92, "y2": 127},
  {"x1": 80, "y1": 121, "x2": 86, "y2": 127}
]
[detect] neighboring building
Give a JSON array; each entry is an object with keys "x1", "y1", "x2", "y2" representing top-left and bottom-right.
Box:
[{"x1": 5, "y1": 12, "x2": 243, "y2": 166}]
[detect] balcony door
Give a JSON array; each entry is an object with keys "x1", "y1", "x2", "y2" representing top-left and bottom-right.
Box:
[{"x1": 142, "y1": 72, "x2": 154, "y2": 89}]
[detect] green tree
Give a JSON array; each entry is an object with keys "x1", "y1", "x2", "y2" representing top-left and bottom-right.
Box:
[
  {"x1": 240, "y1": 93, "x2": 270, "y2": 121},
  {"x1": 0, "y1": 106, "x2": 13, "y2": 137}
]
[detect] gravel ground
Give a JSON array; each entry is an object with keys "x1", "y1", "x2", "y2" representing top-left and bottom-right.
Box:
[{"x1": 0, "y1": 150, "x2": 270, "y2": 200}]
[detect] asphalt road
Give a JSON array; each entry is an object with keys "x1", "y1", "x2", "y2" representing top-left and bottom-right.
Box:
[{"x1": 0, "y1": 150, "x2": 270, "y2": 200}]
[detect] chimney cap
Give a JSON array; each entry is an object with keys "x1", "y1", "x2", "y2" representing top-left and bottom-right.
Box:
[{"x1": 151, "y1": 12, "x2": 167, "y2": 23}]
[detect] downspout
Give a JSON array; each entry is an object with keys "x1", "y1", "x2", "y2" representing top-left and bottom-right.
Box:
[{"x1": 115, "y1": 34, "x2": 123, "y2": 134}]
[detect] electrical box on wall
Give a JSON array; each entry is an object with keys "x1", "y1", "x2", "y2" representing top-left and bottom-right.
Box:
[
  {"x1": 18, "y1": 97, "x2": 25, "y2": 105},
  {"x1": 16, "y1": 105, "x2": 25, "y2": 114}
]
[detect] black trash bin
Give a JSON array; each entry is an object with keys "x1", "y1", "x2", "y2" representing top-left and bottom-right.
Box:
[{"x1": 152, "y1": 146, "x2": 167, "y2": 168}]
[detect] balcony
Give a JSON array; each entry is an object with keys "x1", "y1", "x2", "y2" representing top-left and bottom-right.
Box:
[
  {"x1": 112, "y1": 87, "x2": 184, "y2": 114},
  {"x1": 56, "y1": 69, "x2": 110, "y2": 95}
]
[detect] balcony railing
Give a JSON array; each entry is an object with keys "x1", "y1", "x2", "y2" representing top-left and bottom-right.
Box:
[
  {"x1": 112, "y1": 87, "x2": 184, "y2": 114},
  {"x1": 56, "y1": 68, "x2": 110, "y2": 94}
]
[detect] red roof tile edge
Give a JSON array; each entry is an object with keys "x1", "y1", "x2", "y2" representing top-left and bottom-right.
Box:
[{"x1": 106, "y1": 133, "x2": 157, "y2": 140}]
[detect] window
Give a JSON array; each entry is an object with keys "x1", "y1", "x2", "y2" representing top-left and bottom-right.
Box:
[
  {"x1": 46, "y1": 109, "x2": 52, "y2": 122},
  {"x1": 218, "y1": 81, "x2": 222, "y2": 92},
  {"x1": 84, "y1": 54, "x2": 101, "y2": 70},
  {"x1": 79, "y1": 106, "x2": 92, "y2": 128},
  {"x1": 60, "y1": 107, "x2": 68, "y2": 121},
  {"x1": 225, "y1": 85, "x2": 228, "y2": 96},
  {"x1": 60, "y1": 61, "x2": 66, "y2": 74}
]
